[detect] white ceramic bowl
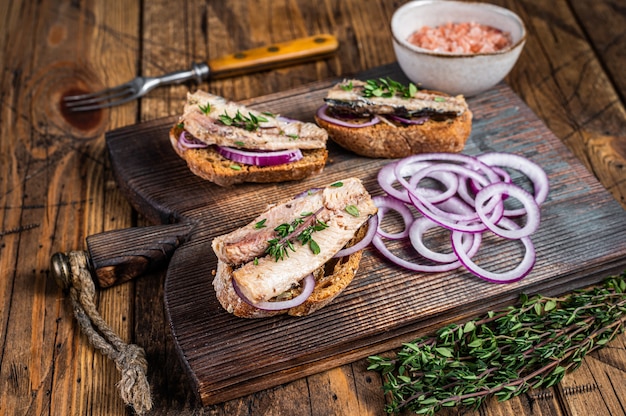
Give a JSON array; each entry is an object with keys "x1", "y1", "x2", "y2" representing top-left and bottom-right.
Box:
[{"x1": 391, "y1": 0, "x2": 526, "y2": 97}]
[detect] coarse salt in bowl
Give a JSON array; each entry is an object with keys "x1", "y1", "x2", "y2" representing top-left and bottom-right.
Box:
[{"x1": 391, "y1": 0, "x2": 526, "y2": 97}]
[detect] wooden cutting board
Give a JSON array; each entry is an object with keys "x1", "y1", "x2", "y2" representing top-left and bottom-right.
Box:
[{"x1": 100, "y1": 63, "x2": 626, "y2": 405}]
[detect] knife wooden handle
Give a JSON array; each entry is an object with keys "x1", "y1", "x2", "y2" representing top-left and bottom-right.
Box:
[
  {"x1": 50, "y1": 223, "x2": 194, "y2": 289},
  {"x1": 208, "y1": 34, "x2": 339, "y2": 79}
]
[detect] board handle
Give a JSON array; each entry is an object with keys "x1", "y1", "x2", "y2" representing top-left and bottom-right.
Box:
[{"x1": 51, "y1": 223, "x2": 194, "y2": 289}]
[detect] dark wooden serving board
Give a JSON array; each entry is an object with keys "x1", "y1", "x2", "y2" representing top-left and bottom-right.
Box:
[{"x1": 101, "y1": 64, "x2": 626, "y2": 406}]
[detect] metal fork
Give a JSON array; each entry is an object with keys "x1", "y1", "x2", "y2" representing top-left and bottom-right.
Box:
[{"x1": 63, "y1": 34, "x2": 339, "y2": 112}]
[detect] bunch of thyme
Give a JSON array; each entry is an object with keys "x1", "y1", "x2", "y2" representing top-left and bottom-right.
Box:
[{"x1": 368, "y1": 272, "x2": 626, "y2": 415}]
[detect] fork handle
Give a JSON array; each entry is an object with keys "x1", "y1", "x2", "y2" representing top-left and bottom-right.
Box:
[{"x1": 208, "y1": 34, "x2": 339, "y2": 79}]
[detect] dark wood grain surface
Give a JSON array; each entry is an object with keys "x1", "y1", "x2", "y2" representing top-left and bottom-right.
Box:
[{"x1": 1, "y1": 1, "x2": 625, "y2": 415}]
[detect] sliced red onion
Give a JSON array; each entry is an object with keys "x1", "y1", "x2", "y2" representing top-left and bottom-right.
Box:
[
  {"x1": 373, "y1": 152, "x2": 548, "y2": 283},
  {"x1": 378, "y1": 161, "x2": 456, "y2": 204},
  {"x1": 216, "y1": 145, "x2": 303, "y2": 167},
  {"x1": 387, "y1": 114, "x2": 429, "y2": 125},
  {"x1": 316, "y1": 104, "x2": 380, "y2": 128},
  {"x1": 178, "y1": 131, "x2": 209, "y2": 150},
  {"x1": 372, "y1": 195, "x2": 415, "y2": 239},
  {"x1": 394, "y1": 153, "x2": 501, "y2": 198},
  {"x1": 372, "y1": 235, "x2": 463, "y2": 272},
  {"x1": 333, "y1": 215, "x2": 378, "y2": 257},
  {"x1": 451, "y1": 218, "x2": 536, "y2": 283},
  {"x1": 474, "y1": 182, "x2": 541, "y2": 239},
  {"x1": 409, "y1": 217, "x2": 482, "y2": 263},
  {"x1": 407, "y1": 164, "x2": 504, "y2": 232},
  {"x1": 232, "y1": 273, "x2": 316, "y2": 311},
  {"x1": 476, "y1": 152, "x2": 550, "y2": 216},
  {"x1": 463, "y1": 165, "x2": 512, "y2": 197}
]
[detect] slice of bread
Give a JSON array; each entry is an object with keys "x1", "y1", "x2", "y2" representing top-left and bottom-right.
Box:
[
  {"x1": 170, "y1": 125, "x2": 328, "y2": 187},
  {"x1": 315, "y1": 108, "x2": 472, "y2": 159},
  {"x1": 212, "y1": 222, "x2": 369, "y2": 318}
]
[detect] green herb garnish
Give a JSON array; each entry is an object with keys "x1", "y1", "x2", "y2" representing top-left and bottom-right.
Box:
[
  {"x1": 331, "y1": 181, "x2": 344, "y2": 187},
  {"x1": 368, "y1": 272, "x2": 626, "y2": 415},
  {"x1": 340, "y1": 80, "x2": 354, "y2": 91},
  {"x1": 254, "y1": 219, "x2": 267, "y2": 229},
  {"x1": 229, "y1": 164, "x2": 242, "y2": 171},
  {"x1": 362, "y1": 77, "x2": 418, "y2": 99},
  {"x1": 199, "y1": 103, "x2": 211, "y2": 114},
  {"x1": 266, "y1": 209, "x2": 328, "y2": 261},
  {"x1": 219, "y1": 110, "x2": 269, "y2": 131},
  {"x1": 345, "y1": 204, "x2": 359, "y2": 217},
  {"x1": 286, "y1": 133, "x2": 299, "y2": 140}
]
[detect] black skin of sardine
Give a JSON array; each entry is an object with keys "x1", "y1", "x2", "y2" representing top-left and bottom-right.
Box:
[{"x1": 324, "y1": 99, "x2": 458, "y2": 120}]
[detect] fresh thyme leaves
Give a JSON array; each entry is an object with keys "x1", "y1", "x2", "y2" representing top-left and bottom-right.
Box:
[
  {"x1": 229, "y1": 164, "x2": 242, "y2": 171},
  {"x1": 340, "y1": 80, "x2": 354, "y2": 91},
  {"x1": 266, "y1": 208, "x2": 328, "y2": 261},
  {"x1": 362, "y1": 77, "x2": 418, "y2": 99},
  {"x1": 367, "y1": 272, "x2": 626, "y2": 415},
  {"x1": 331, "y1": 181, "x2": 344, "y2": 187},
  {"x1": 286, "y1": 133, "x2": 299, "y2": 140},
  {"x1": 199, "y1": 103, "x2": 211, "y2": 114},
  {"x1": 176, "y1": 122, "x2": 184, "y2": 129},
  {"x1": 345, "y1": 205, "x2": 359, "y2": 217},
  {"x1": 219, "y1": 110, "x2": 269, "y2": 131},
  {"x1": 254, "y1": 219, "x2": 267, "y2": 229}
]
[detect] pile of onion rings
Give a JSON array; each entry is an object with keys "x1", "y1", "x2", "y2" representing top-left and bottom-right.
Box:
[{"x1": 369, "y1": 152, "x2": 548, "y2": 283}]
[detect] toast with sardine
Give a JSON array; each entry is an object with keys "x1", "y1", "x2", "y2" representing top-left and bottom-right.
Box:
[
  {"x1": 315, "y1": 78, "x2": 472, "y2": 158},
  {"x1": 170, "y1": 90, "x2": 328, "y2": 186},
  {"x1": 211, "y1": 177, "x2": 377, "y2": 318}
]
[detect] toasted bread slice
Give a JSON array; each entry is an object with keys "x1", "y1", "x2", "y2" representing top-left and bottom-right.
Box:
[
  {"x1": 212, "y1": 222, "x2": 369, "y2": 318},
  {"x1": 315, "y1": 108, "x2": 472, "y2": 159},
  {"x1": 170, "y1": 125, "x2": 328, "y2": 187}
]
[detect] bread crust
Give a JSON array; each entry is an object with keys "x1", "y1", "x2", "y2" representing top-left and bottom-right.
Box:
[
  {"x1": 213, "y1": 222, "x2": 369, "y2": 318},
  {"x1": 315, "y1": 107, "x2": 472, "y2": 159},
  {"x1": 170, "y1": 126, "x2": 328, "y2": 186}
]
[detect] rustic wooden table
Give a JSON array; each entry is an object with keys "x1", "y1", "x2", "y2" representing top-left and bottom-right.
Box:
[{"x1": 1, "y1": 0, "x2": 625, "y2": 415}]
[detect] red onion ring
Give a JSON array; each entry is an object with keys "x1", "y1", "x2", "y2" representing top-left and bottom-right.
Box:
[
  {"x1": 216, "y1": 145, "x2": 303, "y2": 167},
  {"x1": 316, "y1": 104, "x2": 380, "y2": 128},
  {"x1": 232, "y1": 273, "x2": 316, "y2": 311},
  {"x1": 409, "y1": 217, "x2": 482, "y2": 263},
  {"x1": 372, "y1": 195, "x2": 415, "y2": 239},
  {"x1": 451, "y1": 218, "x2": 536, "y2": 283},
  {"x1": 372, "y1": 235, "x2": 464, "y2": 272},
  {"x1": 333, "y1": 215, "x2": 378, "y2": 257},
  {"x1": 378, "y1": 161, "x2": 457, "y2": 204},
  {"x1": 476, "y1": 152, "x2": 550, "y2": 217},
  {"x1": 407, "y1": 164, "x2": 504, "y2": 233},
  {"x1": 178, "y1": 131, "x2": 209, "y2": 150},
  {"x1": 387, "y1": 114, "x2": 429, "y2": 125},
  {"x1": 474, "y1": 182, "x2": 541, "y2": 239}
]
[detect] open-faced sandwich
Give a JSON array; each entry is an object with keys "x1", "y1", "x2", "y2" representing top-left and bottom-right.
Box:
[
  {"x1": 315, "y1": 78, "x2": 472, "y2": 158},
  {"x1": 211, "y1": 177, "x2": 377, "y2": 318},
  {"x1": 171, "y1": 90, "x2": 329, "y2": 186}
]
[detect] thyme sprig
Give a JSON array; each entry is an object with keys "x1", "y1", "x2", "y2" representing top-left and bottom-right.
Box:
[
  {"x1": 219, "y1": 110, "x2": 269, "y2": 131},
  {"x1": 368, "y1": 272, "x2": 626, "y2": 415},
  {"x1": 362, "y1": 77, "x2": 418, "y2": 99},
  {"x1": 266, "y1": 208, "x2": 328, "y2": 261}
]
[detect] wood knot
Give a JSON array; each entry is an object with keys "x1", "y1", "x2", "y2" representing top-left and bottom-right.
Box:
[{"x1": 17, "y1": 62, "x2": 107, "y2": 152}]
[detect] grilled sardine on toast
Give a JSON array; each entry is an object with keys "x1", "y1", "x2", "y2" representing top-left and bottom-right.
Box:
[{"x1": 211, "y1": 177, "x2": 377, "y2": 317}]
